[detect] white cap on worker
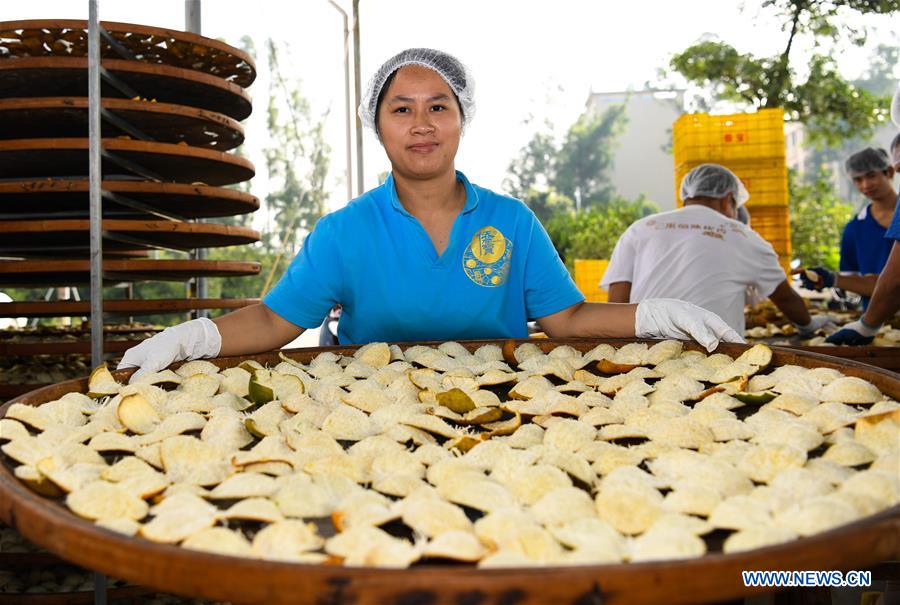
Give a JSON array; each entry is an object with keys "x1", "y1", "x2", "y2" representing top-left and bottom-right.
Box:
[
  {"x1": 680, "y1": 163, "x2": 750, "y2": 207},
  {"x1": 358, "y1": 48, "x2": 475, "y2": 138}
]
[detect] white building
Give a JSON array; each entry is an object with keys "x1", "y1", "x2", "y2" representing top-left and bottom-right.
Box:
[{"x1": 585, "y1": 89, "x2": 685, "y2": 211}]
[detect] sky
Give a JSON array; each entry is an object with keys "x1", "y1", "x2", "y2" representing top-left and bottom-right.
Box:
[{"x1": 6, "y1": 0, "x2": 899, "y2": 214}]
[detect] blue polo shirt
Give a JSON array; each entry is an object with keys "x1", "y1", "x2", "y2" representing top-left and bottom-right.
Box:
[
  {"x1": 887, "y1": 195, "x2": 900, "y2": 241},
  {"x1": 840, "y1": 204, "x2": 893, "y2": 276},
  {"x1": 263, "y1": 171, "x2": 584, "y2": 344}
]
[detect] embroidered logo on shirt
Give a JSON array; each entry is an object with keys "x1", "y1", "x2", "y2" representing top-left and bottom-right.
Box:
[{"x1": 463, "y1": 226, "x2": 512, "y2": 287}]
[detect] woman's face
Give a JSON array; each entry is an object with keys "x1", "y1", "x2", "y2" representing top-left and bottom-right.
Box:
[{"x1": 376, "y1": 65, "x2": 462, "y2": 181}]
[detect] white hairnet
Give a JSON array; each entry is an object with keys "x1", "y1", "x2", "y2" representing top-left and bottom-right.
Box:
[
  {"x1": 358, "y1": 48, "x2": 475, "y2": 135},
  {"x1": 892, "y1": 83, "x2": 900, "y2": 127},
  {"x1": 680, "y1": 163, "x2": 750, "y2": 206},
  {"x1": 844, "y1": 147, "x2": 890, "y2": 177}
]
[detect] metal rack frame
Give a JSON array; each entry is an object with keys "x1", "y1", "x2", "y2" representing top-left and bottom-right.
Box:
[
  {"x1": 89, "y1": 5, "x2": 176, "y2": 601},
  {"x1": 88, "y1": 0, "x2": 217, "y2": 376},
  {"x1": 87, "y1": 7, "x2": 106, "y2": 603}
]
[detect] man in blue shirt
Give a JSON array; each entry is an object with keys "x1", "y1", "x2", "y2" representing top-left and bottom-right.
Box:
[
  {"x1": 800, "y1": 148, "x2": 896, "y2": 306},
  {"x1": 828, "y1": 132, "x2": 900, "y2": 344}
]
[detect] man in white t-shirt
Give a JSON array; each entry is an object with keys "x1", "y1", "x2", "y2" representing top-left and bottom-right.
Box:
[{"x1": 602, "y1": 164, "x2": 831, "y2": 335}]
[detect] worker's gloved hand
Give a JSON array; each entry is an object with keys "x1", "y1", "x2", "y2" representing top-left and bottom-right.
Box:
[
  {"x1": 825, "y1": 319, "x2": 880, "y2": 346},
  {"x1": 117, "y1": 317, "x2": 221, "y2": 383},
  {"x1": 794, "y1": 314, "x2": 838, "y2": 338},
  {"x1": 635, "y1": 298, "x2": 744, "y2": 352},
  {"x1": 799, "y1": 267, "x2": 836, "y2": 291}
]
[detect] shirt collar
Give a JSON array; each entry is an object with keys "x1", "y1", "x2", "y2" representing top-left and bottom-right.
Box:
[
  {"x1": 680, "y1": 204, "x2": 717, "y2": 216},
  {"x1": 386, "y1": 170, "x2": 479, "y2": 217}
]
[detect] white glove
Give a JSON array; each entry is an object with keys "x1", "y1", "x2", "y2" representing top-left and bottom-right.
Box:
[
  {"x1": 117, "y1": 318, "x2": 221, "y2": 382},
  {"x1": 635, "y1": 298, "x2": 744, "y2": 352},
  {"x1": 794, "y1": 314, "x2": 838, "y2": 338},
  {"x1": 826, "y1": 319, "x2": 881, "y2": 346}
]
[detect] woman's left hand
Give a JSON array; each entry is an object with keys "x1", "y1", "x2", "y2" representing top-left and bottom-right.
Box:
[{"x1": 635, "y1": 298, "x2": 744, "y2": 352}]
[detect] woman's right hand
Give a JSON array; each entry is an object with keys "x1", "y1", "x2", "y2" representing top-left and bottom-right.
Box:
[
  {"x1": 117, "y1": 317, "x2": 222, "y2": 382},
  {"x1": 635, "y1": 298, "x2": 744, "y2": 352}
]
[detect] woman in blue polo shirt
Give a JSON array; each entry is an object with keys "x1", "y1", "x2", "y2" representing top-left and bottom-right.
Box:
[{"x1": 120, "y1": 49, "x2": 740, "y2": 379}]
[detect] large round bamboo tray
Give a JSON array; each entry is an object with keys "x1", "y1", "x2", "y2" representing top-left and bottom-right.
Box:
[
  {"x1": 0, "y1": 383, "x2": 46, "y2": 401},
  {"x1": 784, "y1": 345, "x2": 899, "y2": 372},
  {"x1": 0, "y1": 339, "x2": 897, "y2": 605},
  {"x1": 0, "y1": 57, "x2": 251, "y2": 120},
  {"x1": 0, "y1": 138, "x2": 254, "y2": 186},
  {"x1": 0, "y1": 298, "x2": 259, "y2": 318},
  {"x1": 0, "y1": 259, "x2": 260, "y2": 287},
  {"x1": 751, "y1": 337, "x2": 900, "y2": 372},
  {"x1": 0, "y1": 180, "x2": 259, "y2": 220},
  {"x1": 0, "y1": 98, "x2": 244, "y2": 150},
  {"x1": 0, "y1": 219, "x2": 259, "y2": 256},
  {"x1": 0, "y1": 19, "x2": 256, "y2": 87}
]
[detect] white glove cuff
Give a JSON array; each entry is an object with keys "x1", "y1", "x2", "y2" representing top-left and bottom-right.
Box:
[
  {"x1": 856, "y1": 319, "x2": 882, "y2": 338},
  {"x1": 634, "y1": 300, "x2": 654, "y2": 339},
  {"x1": 191, "y1": 317, "x2": 222, "y2": 360}
]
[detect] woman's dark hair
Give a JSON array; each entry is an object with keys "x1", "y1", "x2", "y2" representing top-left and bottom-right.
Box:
[{"x1": 374, "y1": 67, "x2": 465, "y2": 139}]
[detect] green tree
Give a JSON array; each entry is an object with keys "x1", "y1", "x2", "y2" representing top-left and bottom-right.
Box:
[
  {"x1": 789, "y1": 168, "x2": 854, "y2": 269},
  {"x1": 262, "y1": 39, "x2": 331, "y2": 258},
  {"x1": 670, "y1": 0, "x2": 898, "y2": 145},
  {"x1": 213, "y1": 34, "x2": 258, "y2": 229},
  {"x1": 503, "y1": 105, "x2": 627, "y2": 216},
  {"x1": 504, "y1": 123, "x2": 556, "y2": 201},
  {"x1": 801, "y1": 42, "x2": 899, "y2": 185},
  {"x1": 545, "y1": 197, "x2": 658, "y2": 270},
  {"x1": 852, "y1": 43, "x2": 900, "y2": 97},
  {"x1": 518, "y1": 188, "x2": 576, "y2": 225},
  {"x1": 554, "y1": 105, "x2": 627, "y2": 209},
  {"x1": 124, "y1": 37, "x2": 335, "y2": 324}
]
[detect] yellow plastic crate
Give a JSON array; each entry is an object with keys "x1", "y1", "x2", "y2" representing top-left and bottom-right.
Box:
[
  {"x1": 675, "y1": 158, "x2": 788, "y2": 208},
  {"x1": 748, "y1": 204, "x2": 792, "y2": 275},
  {"x1": 574, "y1": 259, "x2": 609, "y2": 302},
  {"x1": 673, "y1": 108, "x2": 786, "y2": 166}
]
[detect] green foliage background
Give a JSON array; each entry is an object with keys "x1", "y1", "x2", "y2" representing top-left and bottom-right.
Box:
[
  {"x1": 669, "y1": 0, "x2": 898, "y2": 145},
  {"x1": 545, "y1": 199, "x2": 658, "y2": 270},
  {"x1": 788, "y1": 169, "x2": 855, "y2": 270}
]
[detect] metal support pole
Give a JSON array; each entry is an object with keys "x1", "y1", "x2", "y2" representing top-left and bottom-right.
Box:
[
  {"x1": 185, "y1": 0, "x2": 207, "y2": 316},
  {"x1": 352, "y1": 0, "x2": 363, "y2": 196},
  {"x1": 99, "y1": 27, "x2": 135, "y2": 60},
  {"x1": 101, "y1": 149, "x2": 167, "y2": 181},
  {"x1": 327, "y1": 1, "x2": 353, "y2": 202},
  {"x1": 185, "y1": 0, "x2": 201, "y2": 34},
  {"x1": 99, "y1": 67, "x2": 140, "y2": 98},
  {"x1": 88, "y1": 6, "x2": 108, "y2": 602},
  {"x1": 101, "y1": 107, "x2": 155, "y2": 141},
  {"x1": 102, "y1": 190, "x2": 186, "y2": 221},
  {"x1": 88, "y1": 0, "x2": 104, "y2": 368}
]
